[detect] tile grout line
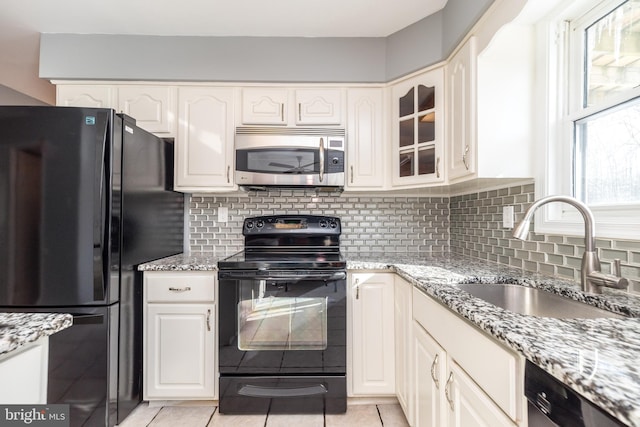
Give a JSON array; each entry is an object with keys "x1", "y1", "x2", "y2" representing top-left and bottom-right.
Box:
[{"x1": 375, "y1": 405, "x2": 384, "y2": 426}]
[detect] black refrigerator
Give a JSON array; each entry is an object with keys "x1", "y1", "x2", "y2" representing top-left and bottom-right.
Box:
[{"x1": 0, "y1": 106, "x2": 184, "y2": 426}]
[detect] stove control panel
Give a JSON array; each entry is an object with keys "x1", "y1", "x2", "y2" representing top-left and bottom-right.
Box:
[{"x1": 243, "y1": 215, "x2": 341, "y2": 235}]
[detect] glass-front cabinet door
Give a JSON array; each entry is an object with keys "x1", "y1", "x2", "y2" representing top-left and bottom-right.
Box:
[{"x1": 391, "y1": 68, "x2": 444, "y2": 187}]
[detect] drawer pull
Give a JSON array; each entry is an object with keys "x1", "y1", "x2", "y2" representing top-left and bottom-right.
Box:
[
  {"x1": 430, "y1": 354, "x2": 440, "y2": 389},
  {"x1": 168, "y1": 287, "x2": 192, "y2": 292},
  {"x1": 206, "y1": 309, "x2": 211, "y2": 331}
]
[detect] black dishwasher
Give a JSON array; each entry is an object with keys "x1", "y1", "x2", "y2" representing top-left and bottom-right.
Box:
[{"x1": 525, "y1": 361, "x2": 626, "y2": 427}]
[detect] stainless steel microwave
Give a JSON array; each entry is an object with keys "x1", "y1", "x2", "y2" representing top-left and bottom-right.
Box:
[{"x1": 235, "y1": 127, "x2": 345, "y2": 190}]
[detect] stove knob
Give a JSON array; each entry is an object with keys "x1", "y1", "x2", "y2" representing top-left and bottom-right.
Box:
[
  {"x1": 329, "y1": 220, "x2": 338, "y2": 229},
  {"x1": 319, "y1": 219, "x2": 328, "y2": 228},
  {"x1": 245, "y1": 220, "x2": 254, "y2": 229},
  {"x1": 256, "y1": 220, "x2": 264, "y2": 228}
]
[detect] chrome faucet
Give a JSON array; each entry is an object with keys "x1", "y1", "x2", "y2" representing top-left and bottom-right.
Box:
[{"x1": 512, "y1": 195, "x2": 628, "y2": 294}]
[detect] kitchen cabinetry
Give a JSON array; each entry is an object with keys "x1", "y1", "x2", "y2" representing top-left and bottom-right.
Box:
[
  {"x1": 446, "y1": 27, "x2": 535, "y2": 184},
  {"x1": 0, "y1": 337, "x2": 48, "y2": 404},
  {"x1": 348, "y1": 272, "x2": 395, "y2": 396},
  {"x1": 446, "y1": 37, "x2": 477, "y2": 182},
  {"x1": 346, "y1": 88, "x2": 385, "y2": 190},
  {"x1": 412, "y1": 287, "x2": 523, "y2": 426},
  {"x1": 413, "y1": 320, "x2": 446, "y2": 427},
  {"x1": 56, "y1": 84, "x2": 177, "y2": 136},
  {"x1": 241, "y1": 87, "x2": 343, "y2": 125},
  {"x1": 117, "y1": 85, "x2": 177, "y2": 135},
  {"x1": 175, "y1": 87, "x2": 235, "y2": 192},
  {"x1": 143, "y1": 271, "x2": 216, "y2": 400},
  {"x1": 57, "y1": 84, "x2": 114, "y2": 108},
  {"x1": 394, "y1": 276, "x2": 414, "y2": 425},
  {"x1": 391, "y1": 68, "x2": 445, "y2": 187},
  {"x1": 446, "y1": 360, "x2": 515, "y2": 427}
]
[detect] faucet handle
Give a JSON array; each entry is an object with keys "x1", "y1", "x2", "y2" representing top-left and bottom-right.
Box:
[{"x1": 612, "y1": 259, "x2": 622, "y2": 277}]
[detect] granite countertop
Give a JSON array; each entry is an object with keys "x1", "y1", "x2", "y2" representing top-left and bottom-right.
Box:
[
  {"x1": 140, "y1": 251, "x2": 640, "y2": 426},
  {"x1": 0, "y1": 312, "x2": 73, "y2": 356}
]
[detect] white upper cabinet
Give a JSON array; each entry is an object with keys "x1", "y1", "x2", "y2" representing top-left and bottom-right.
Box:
[
  {"x1": 117, "y1": 86, "x2": 177, "y2": 135},
  {"x1": 241, "y1": 87, "x2": 344, "y2": 126},
  {"x1": 57, "y1": 84, "x2": 177, "y2": 136},
  {"x1": 57, "y1": 85, "x2": 115, "y2": 108},
  {"x1": 391, "y1": 68, "x2": 445, "y2": 188},
  {"x1": 175, "y1": 87, "x2": 236, "y2": 192},
  {"x1": 241, "y1": 88, "x2": 288, "y2": 125},
  {"x1": 445, "y1": 22, "x2": 536, "y2": 183},
  {"x1": 346, "y1": 88, "x2": 385, "y2": 190},
  {"x1": 294, "y1": 89, "x2": 343, "y2": 125},
  {"x1": 447, "y1": 37, "x2": 477, "y2": 182}
]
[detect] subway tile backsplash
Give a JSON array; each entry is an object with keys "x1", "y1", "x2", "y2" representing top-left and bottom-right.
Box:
[
  {"x1": 189, "y1": 191, "x2": 450, "y2": 254},
  {"x1": 449, "y1": 183, "x2": 640, "y2": 291},
  {"x1": 187, "y1": 184, "x2": 640, "y2": 292}
]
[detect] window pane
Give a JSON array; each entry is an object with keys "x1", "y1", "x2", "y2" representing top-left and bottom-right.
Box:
[
  {"x1": 399, "y1": 151, "x2": 414, "y2": 177},
  {"x1": 574, "y1": 97, "x2": 640, "y2": 204},
  {"x1": 418, "y1": 112, "x2": 435, "y2": 143},
  {"x1": 399, "y1": 88, "x2": 414, "y2": 117},
  {"x1": 417, "y1": 85, "x2": 435, "y2": 112},
  {"x1": 418, "y1": 147, "x2": 436, "y2": 175},
  {"x1": 585, "y1": 0, "x2": 640, "y2": 107},
  {"x1": 399, "y1": 118, "x2": 414, "y2": 147}
]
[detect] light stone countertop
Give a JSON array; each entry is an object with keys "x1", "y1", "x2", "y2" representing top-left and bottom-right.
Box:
[
  {"x1": 0, "y1": 312, "x2": 73, "y2": 356},
  {"x1": 140, "y1": 250, "x2": 640, "y2": 426}
]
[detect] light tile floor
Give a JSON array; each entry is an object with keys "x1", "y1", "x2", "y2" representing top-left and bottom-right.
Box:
[{"x1": 117, "y1": 402, "x2": 409, "y2": 427}]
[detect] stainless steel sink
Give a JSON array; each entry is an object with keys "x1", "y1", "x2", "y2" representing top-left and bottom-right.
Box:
[{"x1": 457, "y1": 283, "x2": 624, "y2": 319}]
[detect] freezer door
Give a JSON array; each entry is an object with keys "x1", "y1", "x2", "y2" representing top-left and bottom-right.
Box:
[{"x1": 0, "y1": 106, "x2": 117, "y2": 306}]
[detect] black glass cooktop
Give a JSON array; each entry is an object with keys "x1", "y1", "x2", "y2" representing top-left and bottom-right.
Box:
[{"x1": 218, "y1": 248, "x2": 346, "y2": 270}]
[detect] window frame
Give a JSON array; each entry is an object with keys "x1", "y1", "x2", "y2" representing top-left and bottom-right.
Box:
[{"x1": 535, "y1": 0, "x2": 640, "y2": 240}]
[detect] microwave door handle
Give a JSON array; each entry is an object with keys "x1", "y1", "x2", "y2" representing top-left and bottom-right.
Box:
[{"x1": 319, "y1": 137, "x2": 325, "y2": 182}]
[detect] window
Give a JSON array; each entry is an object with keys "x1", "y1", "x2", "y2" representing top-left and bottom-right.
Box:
[{"x1": 538, "y1": 0, "x2": 640, "y2": 239}]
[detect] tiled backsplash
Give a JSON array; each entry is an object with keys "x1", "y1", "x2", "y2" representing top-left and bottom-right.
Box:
[
  {"x1": 187, "y1": 184, "x2": 640, "y2": 290},
  {"x1": 450, "y1": 183, "x2": 640, "y2": 290},
  {"x1": 189, "y1": 191, "x2": 450, "y2": 254}
]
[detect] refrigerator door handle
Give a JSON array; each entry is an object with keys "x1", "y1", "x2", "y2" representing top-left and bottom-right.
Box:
[{"x1": 93, "y1": 113, "x2": 110, "y2": 301}]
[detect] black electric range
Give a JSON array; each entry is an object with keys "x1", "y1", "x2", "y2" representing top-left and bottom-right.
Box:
[{"x1": 217, "y1": 215, "x2": 347, "y2": 414}]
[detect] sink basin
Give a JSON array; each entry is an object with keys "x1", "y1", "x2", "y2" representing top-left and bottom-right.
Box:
[{"x1": 457, "y1": 283, "x2": 624, "y2": 319}]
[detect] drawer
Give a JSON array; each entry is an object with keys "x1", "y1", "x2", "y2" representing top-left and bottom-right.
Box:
[
  {"x1": 413, "y1": 287, "x2": 522, "y2": 421},
  {"x1": 144, "y1": 271, "x2": 215, "y2": 302}
]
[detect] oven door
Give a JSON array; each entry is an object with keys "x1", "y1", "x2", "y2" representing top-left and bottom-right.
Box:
[
  {"x1": 218, "y1": 270, "x2": 347, "y2": 413},
  {"x1": 219, "y1": 270, "x2": 346, "y2": 374}
]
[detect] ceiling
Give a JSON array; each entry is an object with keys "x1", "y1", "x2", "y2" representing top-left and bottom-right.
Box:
[
  {"x1": 0, "y1": 0, "x2": 448, "y2": 103},
  {"x1": 1, "y1": 0, "x2": 448, "y2": 38}
]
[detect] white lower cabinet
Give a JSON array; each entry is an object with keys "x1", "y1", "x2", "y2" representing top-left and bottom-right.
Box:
[
  {"x1": 348, "y1": 272, "x2": 395, "y2": 396},
  {"x1": 0, "y1": 337, "x2": 48, "y2": 404},
  {"x1": 144, "y1": 271, "x2": 216, "y2": 400},
  {"x1": 446, "y1": 360, "x2": 516, "y2": 427},
  {"x1": 395, "y1": 276, "x2": 414, "y2": 424},
  {"x1": 414, "y1": 320, "x2": 447, "y2": 427},
  {"x1": 412, "y1": 286, "x2": 524, "y2": 427}
]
